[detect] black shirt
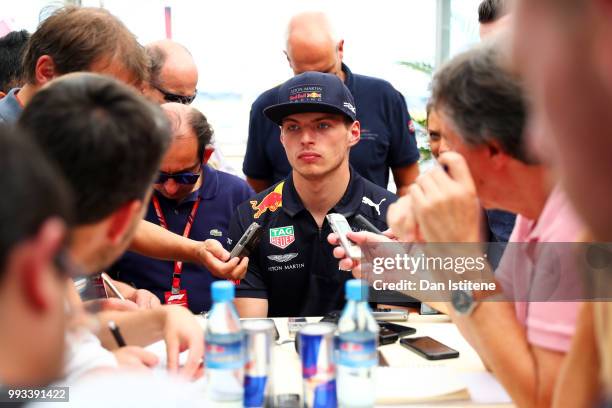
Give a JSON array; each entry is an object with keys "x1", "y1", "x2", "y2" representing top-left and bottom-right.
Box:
[{"x1": 229, "y1": 169, "x2": 397, "y2": 317}]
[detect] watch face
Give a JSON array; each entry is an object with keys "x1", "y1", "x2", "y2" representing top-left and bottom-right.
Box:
[{"x1": 452, "y1": 290, "x2": 473, "y2": 314}]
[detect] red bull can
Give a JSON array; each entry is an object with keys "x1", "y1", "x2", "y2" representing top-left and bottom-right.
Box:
[
  {"x1": 243, "y1": 319, "x2": 275, "y2": 407},
  {"x1": 298, "y1": 323, "x2": 337, "y2": 408}
]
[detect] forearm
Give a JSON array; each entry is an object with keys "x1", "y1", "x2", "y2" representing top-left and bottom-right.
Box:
[
  {"x1": 552, "y1": 303, "x2": 600, "y2": 407},
  {"x1": 451, "y1": 302, "x2": 543, "y2": 407},
  {"x1": 130, "y1": 220, "x2": 199, "y2": 263},
  {"x1": 235, "y1": 297, "x2": 268, "y2": 318},
  {"x1": 96, "y1": 307, "x2": 166, "y2": 350},
  {"x1": 392, "y1": 163, "x2": 419, "y2": 193}
]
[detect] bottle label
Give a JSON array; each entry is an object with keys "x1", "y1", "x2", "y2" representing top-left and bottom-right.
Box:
[
  {"x1": 338, "y1": 336, "x2": 377, "y2": 368},
  {"x1": 205, "y1": 337, "x2": 244, "y2": 369}
]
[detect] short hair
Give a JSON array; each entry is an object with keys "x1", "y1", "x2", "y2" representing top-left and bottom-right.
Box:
[
  {"x1": 0, "y1": 30, "x2": 30, "y2": 93},
  {"x1": 18, "y1": 73, "x2": 170, "y2": 225},
  {"x1": 478, "y1": 0, "x2": 509, "y2": 24},
  {"x1": 187, "y1": 108, "x2": 214, "y2": 160},
  {"x1": 145, "y1": 44, "x2": 166, "y2": 86},
  {"x1": 0, "y1": 125, "x2": 73, "y2": 280},
  {"x1": 22, "y1": 6, "x2": 148, "y2": 86},
  {"x1": 430, "y1": 42, "x2": 534, "y2": 164}
]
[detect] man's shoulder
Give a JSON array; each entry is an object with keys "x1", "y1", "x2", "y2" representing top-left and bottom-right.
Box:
[
  {"x1": 353, "y1": 176, "x2": 397, "y2": 226},
  {"x1": 251, "y1": 84, "x2": 281, "y2": 110},
  {"x1": 351, "y1": 71, "x2": 398, "y2": 96},
  {"x1": 360, "y1": 176, "x2": 398, "y2": 202},
  {"x1": 235, "y1": 180, "x2": 286, "y2": 222}
]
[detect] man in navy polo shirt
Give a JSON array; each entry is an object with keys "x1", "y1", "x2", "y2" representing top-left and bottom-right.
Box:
[
  {"x1": 243, "y1": 12, "x2": 420, "y2": 194},
  {"x1": 232, "y1": 72, "x2": 397, "y2": 318},
  {"x1": 110, "y1": 103, "x2": 254, "y2": 313}
]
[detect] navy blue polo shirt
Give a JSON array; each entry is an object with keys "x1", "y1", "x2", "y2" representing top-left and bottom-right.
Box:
[
  {"x1": 243, "y1": 64, "x2": 420, "y2": 189},
  {"x1": 229, "y1": 169, "x2": 397, "y2": 317},
  {"x1": 109, "y1": 165, "x2": 254, "y2": 313}
]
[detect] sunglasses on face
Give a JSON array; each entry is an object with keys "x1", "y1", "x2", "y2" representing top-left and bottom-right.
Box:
[
  {"x1": 152, "y1": 84, "x2": 197, "y2": 105},
  {"x1": 156, "y1": 170, "x2": 201, "y2": 185}
]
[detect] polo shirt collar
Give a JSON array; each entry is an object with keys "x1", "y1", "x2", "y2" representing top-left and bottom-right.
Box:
[
  {"x1": 282, "y1": 167, "x2": 365, "y2": 218},
  {"x1": 341, "y1": 63, "x2": 354, "y2": 91}
]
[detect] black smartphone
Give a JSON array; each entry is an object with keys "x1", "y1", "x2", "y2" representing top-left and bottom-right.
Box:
[
  {"x1": 353, "y1": 214, "x2": 383, "y2": 235},
  {"x1": 229, "y1": 222, "x2": 262, "y2": 259},
  {"x1": 378, "y1": 322, "x2": 416, "y2": 338},
  {"x1": 379, "y1": 327, "x2": 399, "y2": 345},
  {"x1": 400, "y1": 336, "x2": 460, "y2": 360}
]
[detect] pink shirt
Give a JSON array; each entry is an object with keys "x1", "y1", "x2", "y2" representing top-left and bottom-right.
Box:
[{"x1": 497, "y1": 186, "x2": 584, "y2": 352}]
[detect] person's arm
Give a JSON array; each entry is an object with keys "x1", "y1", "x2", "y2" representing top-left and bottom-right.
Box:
[
  {"x1": 450, "y1": 301, "x2": 564, "y2": 407},
  {"x1": 392, "y1": 163, "x2": 419, "y2": 195},
  {"x1": 130, "y1": 220, "x2": 247, "y2": 280},
  {"x1": 235, "y1": 298, "x2": 268, "y2": 318},
  {"x1": 246, "y1": 177, "x2": 273, "y2": 194},
  {"x1": 552, "y1": 303, "x2": 601, "y2": 407}
]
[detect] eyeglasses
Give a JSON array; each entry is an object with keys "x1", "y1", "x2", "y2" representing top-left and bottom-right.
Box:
[
  {"x1": 152, "y1": 84, "x2": 197, "y2": 105},
  {"x1": 156, "y1": 170, "x2": 201, "y2": 185}
]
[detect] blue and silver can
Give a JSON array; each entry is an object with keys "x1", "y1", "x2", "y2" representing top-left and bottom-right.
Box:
[
  {"x1": 298, "y1": 323, "x2": 337, "y2": 408},
  {"x1": 242, "y1": 319, "x2": 275, "y2": 408}
]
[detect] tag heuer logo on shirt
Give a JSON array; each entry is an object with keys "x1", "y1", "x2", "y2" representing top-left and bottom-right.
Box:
[{"x1": 269, "y1": 226, "x2": 295, "y2": 249}]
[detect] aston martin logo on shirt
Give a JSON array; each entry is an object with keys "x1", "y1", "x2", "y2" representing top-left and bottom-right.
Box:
[{"x1": 267, "y1": 253, "x2": 299, "y2": 263}]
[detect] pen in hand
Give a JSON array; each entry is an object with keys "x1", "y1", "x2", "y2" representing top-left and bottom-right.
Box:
[{"x1": 108, "y1": 320, "x2": 126, "y2": 348}]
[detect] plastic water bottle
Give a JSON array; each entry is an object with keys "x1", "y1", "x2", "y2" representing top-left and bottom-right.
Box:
[
  {"x1": 337, "y1": 279, "x2": 379, "y2": 408},
  {"x1": 205, "y1": 281, "x2": 244, "y2": 404}
]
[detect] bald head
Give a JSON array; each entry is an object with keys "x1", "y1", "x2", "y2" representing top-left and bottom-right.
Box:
[
  {"x1": 285, "y1": 12, "x2": 344, "y2": 79},
  {"x1": 144, "y1": 40, "x2": 198, "y2": 104}
]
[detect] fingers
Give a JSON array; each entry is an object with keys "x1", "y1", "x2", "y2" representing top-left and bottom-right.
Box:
[
  {"x1": 179, "y1": 334, "x2": 204, "y2": 380},
  {"x1": 387, "y1": 196, "x2": 418, "y2": 242},
  {"x1": 128, "y1": 346, "x2": 160, "y2": 368},
  {"x1": 438, "y1": 152, "x2": 476, "y2": 191},
  {"x1": 204, "y1": 239, "x2": 230, "y2": 262},
  {"x1": 165, "y1": 334, "x2": 180, "y2": 374},
  {"x1": 134, "y1": 290, "x2": 161, "y2": 309},
  {"x1": 327, "y1": 232, "x2": 339, "y2": 246},
  {"x1": 230, "y1": 257, "x2": 249, "y2": 281},
  {"x1": 83, "y1": 298, "x2": 139, "y2": 313}
]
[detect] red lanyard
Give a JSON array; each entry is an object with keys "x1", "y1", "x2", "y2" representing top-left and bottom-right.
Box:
[{"x1": 152, "y1": 194, "x2": 201, "y2": 293}]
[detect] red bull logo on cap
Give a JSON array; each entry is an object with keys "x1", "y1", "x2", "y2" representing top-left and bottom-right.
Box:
[{"x1": 250, "y1": 182, "x2": 284, "y2": 219}]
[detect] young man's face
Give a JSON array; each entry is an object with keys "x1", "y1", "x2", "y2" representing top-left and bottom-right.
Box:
[
  {"x1": 280, "y1": 112, "x2": 359, "y2": 181},
  {"x1": 511, "y1": 0, "x2": 612, "y2": 238}
]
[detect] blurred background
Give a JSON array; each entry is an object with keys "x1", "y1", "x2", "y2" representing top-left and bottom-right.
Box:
[{"x1": 2, "y1": 0, "x2": 481, "y2": 173}]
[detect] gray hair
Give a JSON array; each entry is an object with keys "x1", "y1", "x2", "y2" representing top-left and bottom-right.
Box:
[{"x1": 430, "y1": 41, "x2": 536, "y2": 164}]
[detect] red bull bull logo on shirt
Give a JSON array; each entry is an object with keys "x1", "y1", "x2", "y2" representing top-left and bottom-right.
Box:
[{"x1": 250, "y1": 182, "x2": 284, "y2": 219}]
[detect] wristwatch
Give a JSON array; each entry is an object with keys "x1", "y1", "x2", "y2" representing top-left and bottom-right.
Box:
[{"x1": 451, "y1": 289, "x2": 478, "y2": 316}]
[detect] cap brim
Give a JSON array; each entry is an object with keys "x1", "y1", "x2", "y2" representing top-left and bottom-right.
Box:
[{"x1": 263, "y1": 102, "x2": 354, "y2": 126}]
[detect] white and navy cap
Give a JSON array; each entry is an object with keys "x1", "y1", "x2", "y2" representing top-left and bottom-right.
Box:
[{"x1": 264, "y1": 71, "x2": 357, "y2": 125}]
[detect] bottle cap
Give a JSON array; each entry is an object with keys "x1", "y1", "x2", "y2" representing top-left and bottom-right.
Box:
[
  {"x1": 211, "y1": 281, "x2": 235, "y2": 302},
  {"x1": 345, "y1": 279, "x2": 368, "y2": 301}
]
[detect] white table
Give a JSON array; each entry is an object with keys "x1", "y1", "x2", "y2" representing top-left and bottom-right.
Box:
[
  {"x1": 267, "y1": 313, "x2": 512, "y2": 407},
  {"x1": 150, "y1": 313, "x2": 513, "y2": 407}
]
